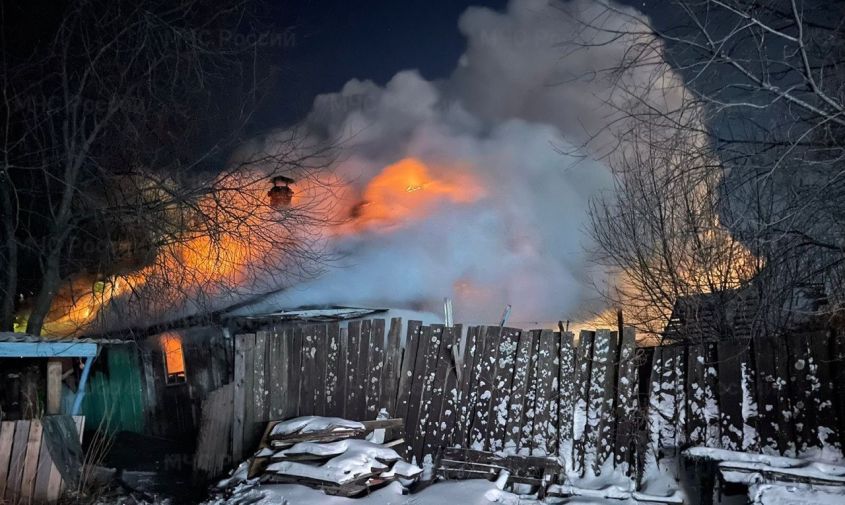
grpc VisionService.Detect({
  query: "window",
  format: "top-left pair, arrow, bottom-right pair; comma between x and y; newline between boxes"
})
161,333 -> 186,385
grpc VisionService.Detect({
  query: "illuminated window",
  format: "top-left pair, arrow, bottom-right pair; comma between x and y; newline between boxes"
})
161,333 -> 186,385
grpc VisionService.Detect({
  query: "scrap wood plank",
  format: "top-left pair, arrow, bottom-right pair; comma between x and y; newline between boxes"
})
504,329 -> 534,453
469,326 -> 502,451
414,325 -> 445,463
439,325 -> 463,448
531,329 -> 559,456
454,326 -> 482,448
6,420 -> 30,502
614,327 -> 638,471
437,448 -> 561,485
403,324 -> 433,459
325,323 -> 342,417
313,324 -> 328,417
557,330 -> 576,467
489,327 -> 520,452
572,330 -> 594,475
366,319 -> 386,418
380,318 -> 403,420
422,325 -> 458,458
395,321 -> 423,429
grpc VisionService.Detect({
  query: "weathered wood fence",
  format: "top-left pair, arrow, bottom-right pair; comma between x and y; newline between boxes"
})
0,416 -> 84,504
223,319 -> 845,484
647,331 -> 845,462
229,319 -> 642,477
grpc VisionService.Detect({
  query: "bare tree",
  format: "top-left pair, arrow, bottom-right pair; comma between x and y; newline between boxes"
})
577,0 -> 845,338
1,0 -> 337,336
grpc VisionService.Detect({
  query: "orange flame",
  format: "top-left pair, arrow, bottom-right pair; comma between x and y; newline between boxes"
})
348,158 -> 483,231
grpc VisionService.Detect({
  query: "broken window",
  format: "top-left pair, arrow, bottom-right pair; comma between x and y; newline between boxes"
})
161,333 -> 186,385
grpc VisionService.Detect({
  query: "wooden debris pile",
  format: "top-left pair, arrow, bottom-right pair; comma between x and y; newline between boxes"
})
248,416 -> 422,497
435,448 -> 561,499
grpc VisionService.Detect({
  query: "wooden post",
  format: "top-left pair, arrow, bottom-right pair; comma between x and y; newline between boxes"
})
46,360 -> 62,415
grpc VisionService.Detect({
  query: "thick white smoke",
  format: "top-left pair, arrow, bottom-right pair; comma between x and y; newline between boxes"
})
234,0 -> 683,324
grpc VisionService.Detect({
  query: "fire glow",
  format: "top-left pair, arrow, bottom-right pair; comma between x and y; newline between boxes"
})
39,157 -> 485,335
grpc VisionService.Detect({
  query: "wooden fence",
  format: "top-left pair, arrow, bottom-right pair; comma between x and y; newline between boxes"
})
224,320 -> 845,484
0,416 -> 84,504
647,331 -> 845,462
229,319 -> 642,477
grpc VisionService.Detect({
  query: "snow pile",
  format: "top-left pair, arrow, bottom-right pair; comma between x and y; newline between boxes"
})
270,416 -> 364,436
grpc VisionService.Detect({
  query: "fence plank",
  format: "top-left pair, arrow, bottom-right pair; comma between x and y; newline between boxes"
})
614,327 -> 638,471
717,341 -> 745,451
346,321 -> 362,420
520,330 -> 542,454
832,330 -> 845,453
557,331 -> 576,469
20,419 -> 43,503
586,329 -> 618,471
571,330 -> 594,475
0,421 -> 14,497
337,326 -> 349,419
313,324 -> 328,417
415,325 -> 444,462
231,334 -> 249,462
242,333 -> 257,451
269,325 -> 288,419
396,321 -> 422,442
439,325 -> 462,449
488,327 -> 519,452
380,318 -> 403,418
423,325 -> 457,458
672,344 -> 688,450
356,320 -> 373,420
807,330 -> 839,452
5,420 -> 29,502
33,425 -> 54,503
366,319 -> 386,418
300,325 -> 316,416
531,329 -> 558,456
454,326 -> 481,448
753,338 -> 785,453
253,331 -> 268,423
289,326 -> 304,417
325,323 -> 341,417
404,324 -> 432,460
469,326 -> 502,451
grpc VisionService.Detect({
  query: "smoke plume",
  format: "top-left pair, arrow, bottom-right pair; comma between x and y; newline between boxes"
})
234,0 -> 682,324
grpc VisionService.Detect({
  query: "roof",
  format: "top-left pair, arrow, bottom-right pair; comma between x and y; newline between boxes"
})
231,306 -> 389,323
0,332 -> 130,358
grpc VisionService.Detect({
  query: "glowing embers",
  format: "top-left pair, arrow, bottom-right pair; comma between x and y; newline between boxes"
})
161,332 -> 187,385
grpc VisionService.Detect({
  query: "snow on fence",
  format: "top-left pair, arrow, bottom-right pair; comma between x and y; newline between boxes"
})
228,320 -> 643,480
223,320 -> 845,485
648,331 -> 845,464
